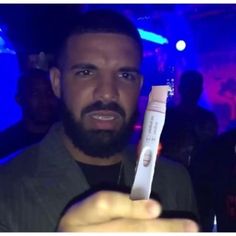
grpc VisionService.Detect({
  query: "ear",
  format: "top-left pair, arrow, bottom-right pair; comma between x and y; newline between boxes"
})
139,75 -> 144,90
50,67 -> 61,98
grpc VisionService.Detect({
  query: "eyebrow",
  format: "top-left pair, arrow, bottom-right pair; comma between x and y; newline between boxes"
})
70,64 -> 140,74
70,63 -> 98,71
119,67 -> 141,74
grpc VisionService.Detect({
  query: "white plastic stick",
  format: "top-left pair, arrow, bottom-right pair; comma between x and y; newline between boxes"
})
130,85 -> 169,200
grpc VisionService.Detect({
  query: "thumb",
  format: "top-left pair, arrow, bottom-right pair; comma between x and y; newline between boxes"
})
58,191 -> 162,228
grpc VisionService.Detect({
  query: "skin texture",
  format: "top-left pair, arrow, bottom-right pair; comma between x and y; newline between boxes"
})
50,33 -> 199,232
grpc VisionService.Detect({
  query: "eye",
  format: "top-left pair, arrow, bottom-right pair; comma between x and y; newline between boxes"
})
75,69 -> 94,77
118,72 -> 137,82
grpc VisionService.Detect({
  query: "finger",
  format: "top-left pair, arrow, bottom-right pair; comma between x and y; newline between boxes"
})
60,218 -> 199,232
152,218 -> 199,232
58,190 -> 161,229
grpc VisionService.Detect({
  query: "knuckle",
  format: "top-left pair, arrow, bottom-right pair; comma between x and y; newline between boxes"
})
92,191 -> 111,211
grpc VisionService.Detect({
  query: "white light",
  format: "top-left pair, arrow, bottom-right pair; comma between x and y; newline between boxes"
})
176,40 -> 186,51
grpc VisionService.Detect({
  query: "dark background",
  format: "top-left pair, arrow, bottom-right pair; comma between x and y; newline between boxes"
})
0,4 -> 236,54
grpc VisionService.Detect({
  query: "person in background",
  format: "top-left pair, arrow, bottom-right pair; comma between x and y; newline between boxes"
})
161,70 -> 218,231
0,10 -> 198,232
0,68 -> 59,159
209,127 -> 236,231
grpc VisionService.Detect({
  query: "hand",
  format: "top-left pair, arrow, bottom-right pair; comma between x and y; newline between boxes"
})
58,191 -> 199,232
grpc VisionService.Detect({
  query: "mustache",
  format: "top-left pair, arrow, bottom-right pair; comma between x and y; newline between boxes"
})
81,101 -> 126,118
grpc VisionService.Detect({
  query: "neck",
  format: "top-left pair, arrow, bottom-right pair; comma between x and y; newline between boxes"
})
62,130 -> 123,166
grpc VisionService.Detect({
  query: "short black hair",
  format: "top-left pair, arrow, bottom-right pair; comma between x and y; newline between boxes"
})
54,9 -> 143,67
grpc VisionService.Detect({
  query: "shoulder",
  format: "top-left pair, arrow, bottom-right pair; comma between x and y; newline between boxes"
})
0,144 -> 40,180
219,128 -> 236,140
0,123 -> 24,156
0,122 -> 66,180
0,122 -> 23,139
154,156 -> 194,199
198,107 -> 216,119
157,156 -> 190,181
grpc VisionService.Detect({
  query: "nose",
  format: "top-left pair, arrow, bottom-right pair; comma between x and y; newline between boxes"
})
93,74 -> 119,103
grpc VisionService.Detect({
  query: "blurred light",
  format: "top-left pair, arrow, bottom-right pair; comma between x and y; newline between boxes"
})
134,124 -> 142,130
138,29 -> 168,45
176,40 -> 186,51
0,36 -> 5,46
0,27 -> 16,54
0,152 -> 17,165
0,25 -> 20,132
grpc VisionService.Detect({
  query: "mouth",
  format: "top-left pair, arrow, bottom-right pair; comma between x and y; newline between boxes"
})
84,110 -> 123,130
88,110 -> 121,120
92,115 -> 115,121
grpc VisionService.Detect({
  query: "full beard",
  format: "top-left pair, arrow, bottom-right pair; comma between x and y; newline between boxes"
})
61,100 -> 138,158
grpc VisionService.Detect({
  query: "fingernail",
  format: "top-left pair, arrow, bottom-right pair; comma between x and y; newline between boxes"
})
146,200 -> 161,217
184,220 -> 199,232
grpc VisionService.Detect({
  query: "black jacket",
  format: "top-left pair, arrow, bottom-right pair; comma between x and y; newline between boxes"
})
0,123 -> 198,231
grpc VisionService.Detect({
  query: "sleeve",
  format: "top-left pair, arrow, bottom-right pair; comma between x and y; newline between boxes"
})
0,180 -> 13,232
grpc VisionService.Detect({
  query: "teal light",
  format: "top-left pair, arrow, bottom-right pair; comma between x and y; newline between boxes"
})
138,29 -> 168,45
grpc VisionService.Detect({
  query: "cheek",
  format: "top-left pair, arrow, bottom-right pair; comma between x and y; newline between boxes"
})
119,88 -> 139,119
62,81 -> 93,119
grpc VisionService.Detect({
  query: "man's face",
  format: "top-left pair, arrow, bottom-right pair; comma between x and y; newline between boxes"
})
179,78 -> 203,106
51,33 -> 143,157
22,77 -> 59,125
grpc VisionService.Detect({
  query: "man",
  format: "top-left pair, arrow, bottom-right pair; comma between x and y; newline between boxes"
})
210,127 -> 236,231
0,68 -> 59,159
161,70 -> 218,168
0,9 -> 198,232
161,70 -> 218,231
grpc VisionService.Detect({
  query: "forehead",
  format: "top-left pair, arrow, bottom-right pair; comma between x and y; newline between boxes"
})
64,33 -> 141,66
